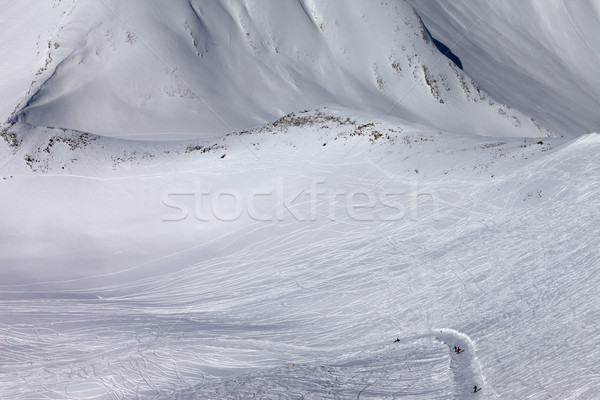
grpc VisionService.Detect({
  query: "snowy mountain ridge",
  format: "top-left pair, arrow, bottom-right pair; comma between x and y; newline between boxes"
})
5,0 -> 552,140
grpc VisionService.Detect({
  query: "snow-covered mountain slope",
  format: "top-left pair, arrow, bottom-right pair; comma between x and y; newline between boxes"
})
407,0 -> 600,136
1,1 -> 598,399
0,0 -> 78,123
7,0 -> 551,139
1,108 -> 599,398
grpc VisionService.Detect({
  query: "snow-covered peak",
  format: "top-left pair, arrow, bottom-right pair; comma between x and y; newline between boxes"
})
9,0 -> 551,139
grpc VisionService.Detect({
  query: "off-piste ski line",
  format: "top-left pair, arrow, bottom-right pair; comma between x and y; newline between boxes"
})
435,328 -> 485,398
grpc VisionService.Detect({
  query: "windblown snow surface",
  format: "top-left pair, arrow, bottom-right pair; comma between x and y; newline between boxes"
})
1,1 -> 599,400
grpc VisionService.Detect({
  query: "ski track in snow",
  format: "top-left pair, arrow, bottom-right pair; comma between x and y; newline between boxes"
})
0,3 -> 598,399
1,112 -> 599,398
434,328 -> 487,398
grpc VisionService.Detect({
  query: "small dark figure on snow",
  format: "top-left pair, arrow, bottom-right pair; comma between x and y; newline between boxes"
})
394,338 -> 400,343
474,385 -> 478,393
456,347 -> 461,353
453,346 -> 457,352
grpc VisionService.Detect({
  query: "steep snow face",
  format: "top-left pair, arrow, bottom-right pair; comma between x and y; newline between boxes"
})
407,0 -> 600,136
13,0 -> 551,139
0,0 -> 78,123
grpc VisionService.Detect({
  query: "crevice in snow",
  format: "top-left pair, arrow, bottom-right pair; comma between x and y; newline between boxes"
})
420,20 -> 463,70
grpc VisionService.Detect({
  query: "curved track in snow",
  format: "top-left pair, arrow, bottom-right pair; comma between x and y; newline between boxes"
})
434,329 -> 488,398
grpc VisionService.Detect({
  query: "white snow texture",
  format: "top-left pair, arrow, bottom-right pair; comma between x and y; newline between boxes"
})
0,1 -> 599,399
